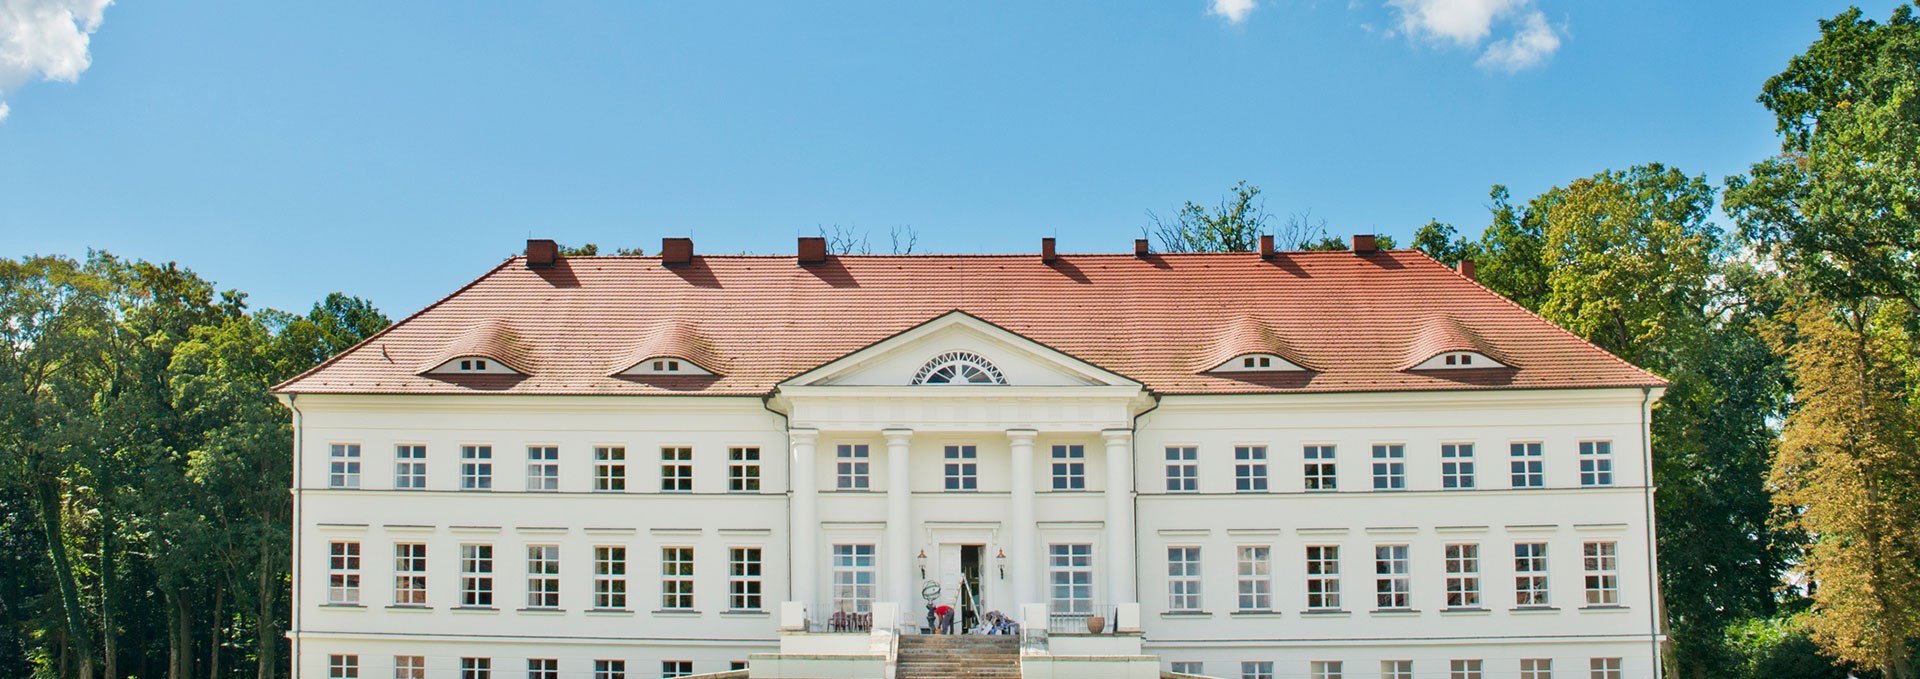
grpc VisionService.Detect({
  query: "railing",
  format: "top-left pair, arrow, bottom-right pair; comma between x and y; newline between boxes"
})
802,603 -> 874,633
1047,603 -> 1120,634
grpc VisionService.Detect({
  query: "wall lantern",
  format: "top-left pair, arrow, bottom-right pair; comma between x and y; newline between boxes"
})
916,549 -> 928,579
995,549 -> 1008,579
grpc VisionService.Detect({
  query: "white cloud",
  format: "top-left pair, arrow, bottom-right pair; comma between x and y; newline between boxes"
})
0,101 -> 9,122
1210,0 -> 1257,24
1384,0 -> 1560,72
0,0 -> 112,120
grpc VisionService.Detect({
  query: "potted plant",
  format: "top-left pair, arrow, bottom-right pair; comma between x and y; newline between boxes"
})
1086,614 -> 1106,634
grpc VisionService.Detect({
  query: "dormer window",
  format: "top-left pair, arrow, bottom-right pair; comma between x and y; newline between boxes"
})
912,351 -> 1007,385
654,360 -> 681,372
459,359 -> 488,371
1411,351 -> 1507,371
427,356 -> 521,375
619,357 -> 713,376
1210,353 -> 1304,373
1244,356 -> 1272,369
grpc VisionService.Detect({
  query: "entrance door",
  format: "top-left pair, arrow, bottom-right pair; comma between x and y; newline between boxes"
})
936,543 -> 986,632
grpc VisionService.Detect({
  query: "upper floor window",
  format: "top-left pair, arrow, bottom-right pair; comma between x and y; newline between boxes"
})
944,445 -> 979,490
328,444 -> 361,489
912,351 -> 1007,385
1510,442 -> 1544,488
1051,445 -> 1086,490
1584,541 -> 1620,606
1580,441 -> 1614,486
1236,546 -> 1272,612
729,447 -> 761,492
1235,446 -> 1268,492
1165,446 -> 1198,492
1515,542 -> 1550,607
526,446 -> 559,491
460,445 -> 492,491
1371,444 -> 1406,490
1444,543 -> 1480,609
394,445 -> 426,490
1374,545 -> 1411,610
661,447 -> 693,492
1303,445 -> 1337,491
1167,547 -> 1202,612
837,444 -> 871,490
1441,443 -> 1475,489
327,541 -> 361,605
1305,546 -> 1341,611
595,446 -> 626,492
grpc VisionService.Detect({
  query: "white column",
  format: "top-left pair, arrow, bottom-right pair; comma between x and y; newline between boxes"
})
882,428 -> 915,608
789,428 -> 820,606
1007,429 -> 1039,608
1102,428 -> 1137,604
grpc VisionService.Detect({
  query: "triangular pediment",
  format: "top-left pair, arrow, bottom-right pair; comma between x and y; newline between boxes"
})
781,311 -> 1138,388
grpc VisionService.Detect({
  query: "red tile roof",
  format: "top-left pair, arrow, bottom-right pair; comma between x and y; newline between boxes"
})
274,250 -> 1666,396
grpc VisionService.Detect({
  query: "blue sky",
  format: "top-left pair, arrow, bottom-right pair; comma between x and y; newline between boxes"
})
0,1 -> 1900,316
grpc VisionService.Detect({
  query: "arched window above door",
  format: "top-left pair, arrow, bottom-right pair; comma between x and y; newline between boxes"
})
912,351 -> 1008,385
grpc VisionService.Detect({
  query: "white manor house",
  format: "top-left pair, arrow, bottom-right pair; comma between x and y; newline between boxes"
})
277,236 -> 1668,679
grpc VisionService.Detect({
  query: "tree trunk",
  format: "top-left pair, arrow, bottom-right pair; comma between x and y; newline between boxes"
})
100,517 -> 116,679
254,537 -> 277,679
36,478 -> 95,679
209,584 -> 222,679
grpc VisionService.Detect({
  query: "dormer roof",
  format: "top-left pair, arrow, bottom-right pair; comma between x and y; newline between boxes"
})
1198,315 -> 1316,373
416,319 -> 535,375
1401,315 -> 1514,371
608,322 -> 726,376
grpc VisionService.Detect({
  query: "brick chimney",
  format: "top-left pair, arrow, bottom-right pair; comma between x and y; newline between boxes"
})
661,237 -> 693,268
798,237 -> 828,266
1352,234 -> 1378,254
1134,238 -> 1150,258
1259,234 -> 1275,260
526,239 -> 558,269
1042,238 -> 1057,264
1457,259 -> 1477,281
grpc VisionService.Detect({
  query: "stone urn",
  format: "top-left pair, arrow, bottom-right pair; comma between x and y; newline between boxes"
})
1086,615 -> 1107,634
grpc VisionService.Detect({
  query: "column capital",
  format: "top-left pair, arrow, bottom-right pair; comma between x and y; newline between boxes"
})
789,428 -> 820,445
881,428 -> 914,443
1005,428 -> 1039,443
1101,428 -> 1134,444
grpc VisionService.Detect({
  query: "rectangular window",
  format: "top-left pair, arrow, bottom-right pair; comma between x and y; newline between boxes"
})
593,660 -> 626,679
394,445 -> 427,489
1520,658 -> 1552,679
1165,446 -> 1198,492
1381,660 -> 1413,679
1051,445 -> 1086,490
662,661 -> 692,678
662,547 -> 694,610
729,447 -> 761,492
1374,545 -> 1410,609
460,445 -> 493,491
595,546 -> 628,610
1515,542 -> 1550,607
526,545 -> 560,609
1303,445 -> 1337,491
1240,661 -> 1273,679
1305,545 -> 1341,610
394,655 -> 426,679
1168,547 -> 1203,612
661,447 -> 693,492
1590,657 -> 1622,679
1236,546 -> 1273,611
729,547 -> 764,611
329,444 -> 361,489
526,446 -> 559,491
836,444 -> 871,490
1371,444 -> 1406,490
1449,659 -> 1483,679
1579,441 -> 1614,486
1234,446 -> 1268,492
1310,661 -> 1343,679
1584,541 -> 1620,606
831,544 -> 876,613
393,543 -> 427,606
595,446 -> 626,492
460,544 -> 494,607
460,658 -> 491,679
1048,543 -> 1094,614
1444,543 -> 1481,608
526,659 -> 557,679
329,654 -> 359,679
1441,443 -> 1475,489
1170,662 -> 1204,676
944,445 -> 979,490
328,541 -> 361,605
1510,442 -> 1544,488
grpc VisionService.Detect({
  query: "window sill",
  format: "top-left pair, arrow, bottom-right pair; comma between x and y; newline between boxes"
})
1229,610 -> 1282,617
1579,605 -> 1630,613
1160,611 -> 1211,618
584,609 -> 634,617
1369,609 -> 1421,617
1438,607 -> 1490,615
319,603 -> 365,609
1510,606 -> 1560,615
654,609 -> 703,617
1298,610 -> 1351,617
450,606 -> 498,614
384,605 -> 432,612
721,610 -> 771,617
517,608 -> 566,615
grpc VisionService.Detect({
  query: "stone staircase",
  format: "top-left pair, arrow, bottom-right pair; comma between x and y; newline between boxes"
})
896,635 -> 1021,679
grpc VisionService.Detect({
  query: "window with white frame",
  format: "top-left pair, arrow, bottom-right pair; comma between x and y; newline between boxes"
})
1051,445 -> 1086,490
394,655 -> 426,679
1310,660 -> 1343,679
661,447 -> 693,492
944,445 -> 978,490
729,547 -> 763,610
1584,541 -> 1619,605
729,447 -> 760,492
328,541 -> 360,605
832,544 -> 876,613
1589,657 -> 1621,679
1449,659 -> 1483,679
1441,443 -> 1474,489
595,446 -> 626,492
459,657 -> 491,679
836,444 -> 871,490
329,444 -> 361,489
1237,546 -> 1273,611
460,544 -> 493,607
657,548 -> 697,612
526,545 -> 560,609
1235,446 -> 1268,492
460,445 -> 492,491
394,445 -> 426,489
662,661 -> 693,678
526,446 -> 559,491
1444,543 -> 1480,608
1374,545 -> 1410,609
594,546 -> 628,610
1049,543 -> 1094,614
1510,442 -> 1544,488
393,543 -> 427,606
1165,446 -> 1198,492
1168,547 -> 1203,612
1579,441 -> 1614,486
1519,658 -> 1552,679
1241,661 -> 1273,679
1381,660 -> 1413,679
593,660 -> 625,679
1371,444 -> 1406,490
328,654 -> 358,678
1303,445 -> 1337,490
1515,542 -> 1550,607
1305,546 -> 1341,610
527,658 -> 557,679
1170,661 -> 1204,676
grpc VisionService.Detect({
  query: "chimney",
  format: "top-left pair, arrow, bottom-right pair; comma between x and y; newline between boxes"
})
1352,234 -> 1378,255
1457,259 -> 1476,281
797,237 -> 828,266
661,237 -> 693,268
1042,238 -> 1057,264
1134,238 -> 1150,258
526,239 -> 558,269
1259,234 -> 1275,260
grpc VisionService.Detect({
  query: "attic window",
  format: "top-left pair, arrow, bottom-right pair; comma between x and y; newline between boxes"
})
1211,353 -> 1303,373
459,359 -> 489,371
619,356 -> 714,377
1412,351 -> 1507,371
912,351 -> 1007,385
654,360 -> 682,372
1243,356 -> 1272,368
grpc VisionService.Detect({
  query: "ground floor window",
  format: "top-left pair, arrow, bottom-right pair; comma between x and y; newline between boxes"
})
393,655 -> 426,679
1048,543 -> 1094,614
832,544 -> 876,613
1170,661 -> 1204,675
526,658 -> 557,679
662,660 -> 693,678
1241,661 -> 1273,679
1381,659 -> 1412,679
1310,660 -> 1342,679
460,657 -> 491,679
1520,658 -> 1552,679
1590,658 -> 1621,679
328,655 -> 357,679
593,660 -> 625,679
1449,659 -> 1482,679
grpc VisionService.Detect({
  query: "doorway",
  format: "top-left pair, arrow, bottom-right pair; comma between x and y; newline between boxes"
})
937,543 -> 987,632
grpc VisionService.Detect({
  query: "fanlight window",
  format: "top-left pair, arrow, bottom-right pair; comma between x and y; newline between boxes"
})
912,351 -> 1008,385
